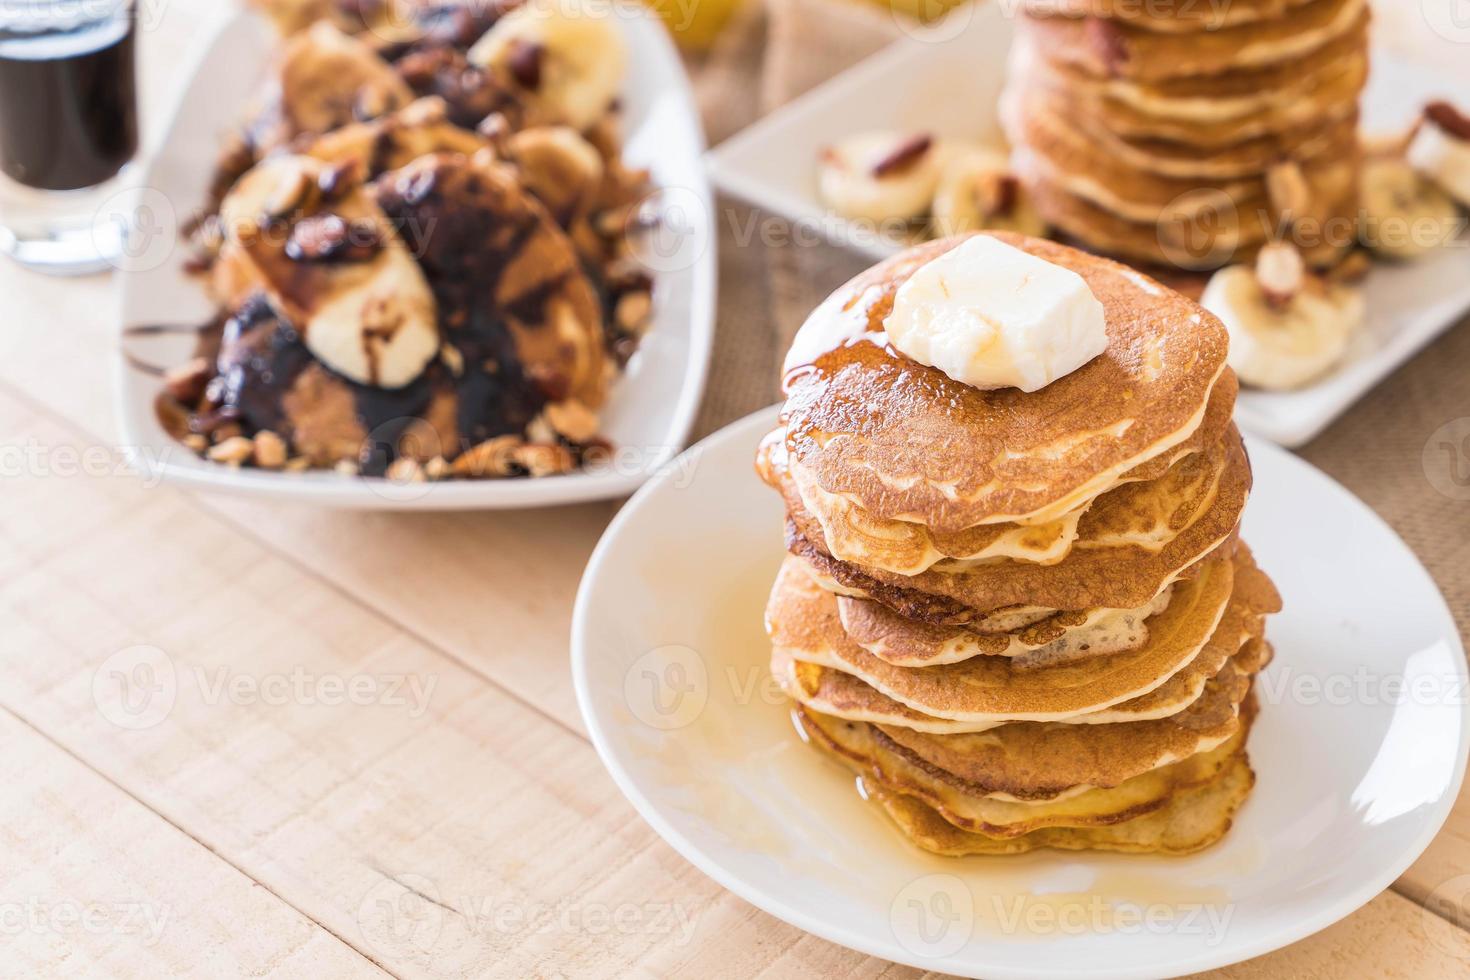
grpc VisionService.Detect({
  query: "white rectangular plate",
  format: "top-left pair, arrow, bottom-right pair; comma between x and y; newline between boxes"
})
114,5 -> 715,509
706,6 -> 1470,448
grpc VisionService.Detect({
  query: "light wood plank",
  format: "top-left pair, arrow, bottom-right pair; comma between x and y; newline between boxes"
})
0,709 -> 383,978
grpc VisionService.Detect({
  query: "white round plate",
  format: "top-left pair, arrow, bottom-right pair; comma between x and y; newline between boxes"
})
113,5 -> 714,509
572,405 -> 1469,979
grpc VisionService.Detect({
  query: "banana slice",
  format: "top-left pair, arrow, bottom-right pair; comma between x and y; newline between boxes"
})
216,156 -> 440,389
506,125 -> 605,224
1359,154 -> 1461,259
1200,243 -> 1364,391
1408,102 -> 1470,208
817,132 -> 941,225
931,145 -> 1046,238
468,0 -> 627,132
276,22 -> 413,136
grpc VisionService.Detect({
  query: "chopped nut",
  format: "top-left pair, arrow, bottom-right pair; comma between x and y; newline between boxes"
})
545,399 -> 600,443
614,290 -> 652,334
211,422 -> 243,443
400,96 -> 449,127
386,457 -> 425,483
870,134 -> 933,178
1265,161 -> 1311,225
514,442 -> 575,477
317,161 -> 360,201
526,412 -> 557,445
285,456 -> 312,472
164,357 -> 211,405
1255,242 -> 1304,309
253,430 -> 288,469
182,433 -> 208,454
251,431 -> 288,470
975,172 -> 1020,218
452,435 -> 522,477
424,456 -> 450,480
334,460 -> 360,476
286,214 -> 384,263
440,343 -> 465,377
265,167 -> 315,221
207,435 -> 255,465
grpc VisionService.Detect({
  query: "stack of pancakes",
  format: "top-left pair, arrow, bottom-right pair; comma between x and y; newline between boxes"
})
1000,0 -> 1369,271
759,233 -> 1282,856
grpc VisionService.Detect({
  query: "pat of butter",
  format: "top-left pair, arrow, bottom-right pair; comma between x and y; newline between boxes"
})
884,236 -> 1108,392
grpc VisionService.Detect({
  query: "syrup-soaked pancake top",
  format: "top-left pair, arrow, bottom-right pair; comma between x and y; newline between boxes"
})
780,233 -> 1229,535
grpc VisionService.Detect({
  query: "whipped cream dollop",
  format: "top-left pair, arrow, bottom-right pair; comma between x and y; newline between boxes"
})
883,236 -> 1108,392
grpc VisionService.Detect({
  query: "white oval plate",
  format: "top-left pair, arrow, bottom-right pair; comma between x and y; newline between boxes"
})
113,5 -> 714,509
572,405 -> 1469,979
705,3 -> 1470,449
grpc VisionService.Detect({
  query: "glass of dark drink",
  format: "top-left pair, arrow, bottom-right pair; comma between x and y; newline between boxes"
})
0,0 -> 138,275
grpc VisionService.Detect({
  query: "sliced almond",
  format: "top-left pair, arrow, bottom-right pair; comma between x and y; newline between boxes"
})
1255,242 -> 1304,309
513,442 -> 575,478
453,435 -> 522,477
207,436 -> 255,465
545,399 -> 600,443
253,430 -> 288,469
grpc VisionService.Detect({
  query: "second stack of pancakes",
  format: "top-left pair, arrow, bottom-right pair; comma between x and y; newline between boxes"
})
760,233 -> 1282,855
1000,0 -> 1370,270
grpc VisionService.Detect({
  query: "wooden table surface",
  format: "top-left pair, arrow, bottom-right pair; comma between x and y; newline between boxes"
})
3,2 -> 1469,977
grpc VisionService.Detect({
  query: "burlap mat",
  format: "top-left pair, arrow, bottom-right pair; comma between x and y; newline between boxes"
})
687,0 -> 1470,638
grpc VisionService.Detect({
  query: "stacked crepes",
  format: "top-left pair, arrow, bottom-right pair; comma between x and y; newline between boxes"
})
1000,0 -> 1369,271
758,233 -> 1282,856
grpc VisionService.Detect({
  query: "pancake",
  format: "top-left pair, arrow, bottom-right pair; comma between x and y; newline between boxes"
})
837,588 -> 1173,667
1017,39 -> 1370,150
763,372 -> 1237,577
789,426 -> 1249,622
1020,0 -> 1316,33
1023,172 -> 1356,271
867,753 -> 1255,856
1007,82 -> 1362,181
781,233 -> 1229,535
839,540 -> 1275,670
799,706 -> 1250,835
768,552 -> 1235,723
1011,21 -> 1369,135
1020,0 -> 1368,82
